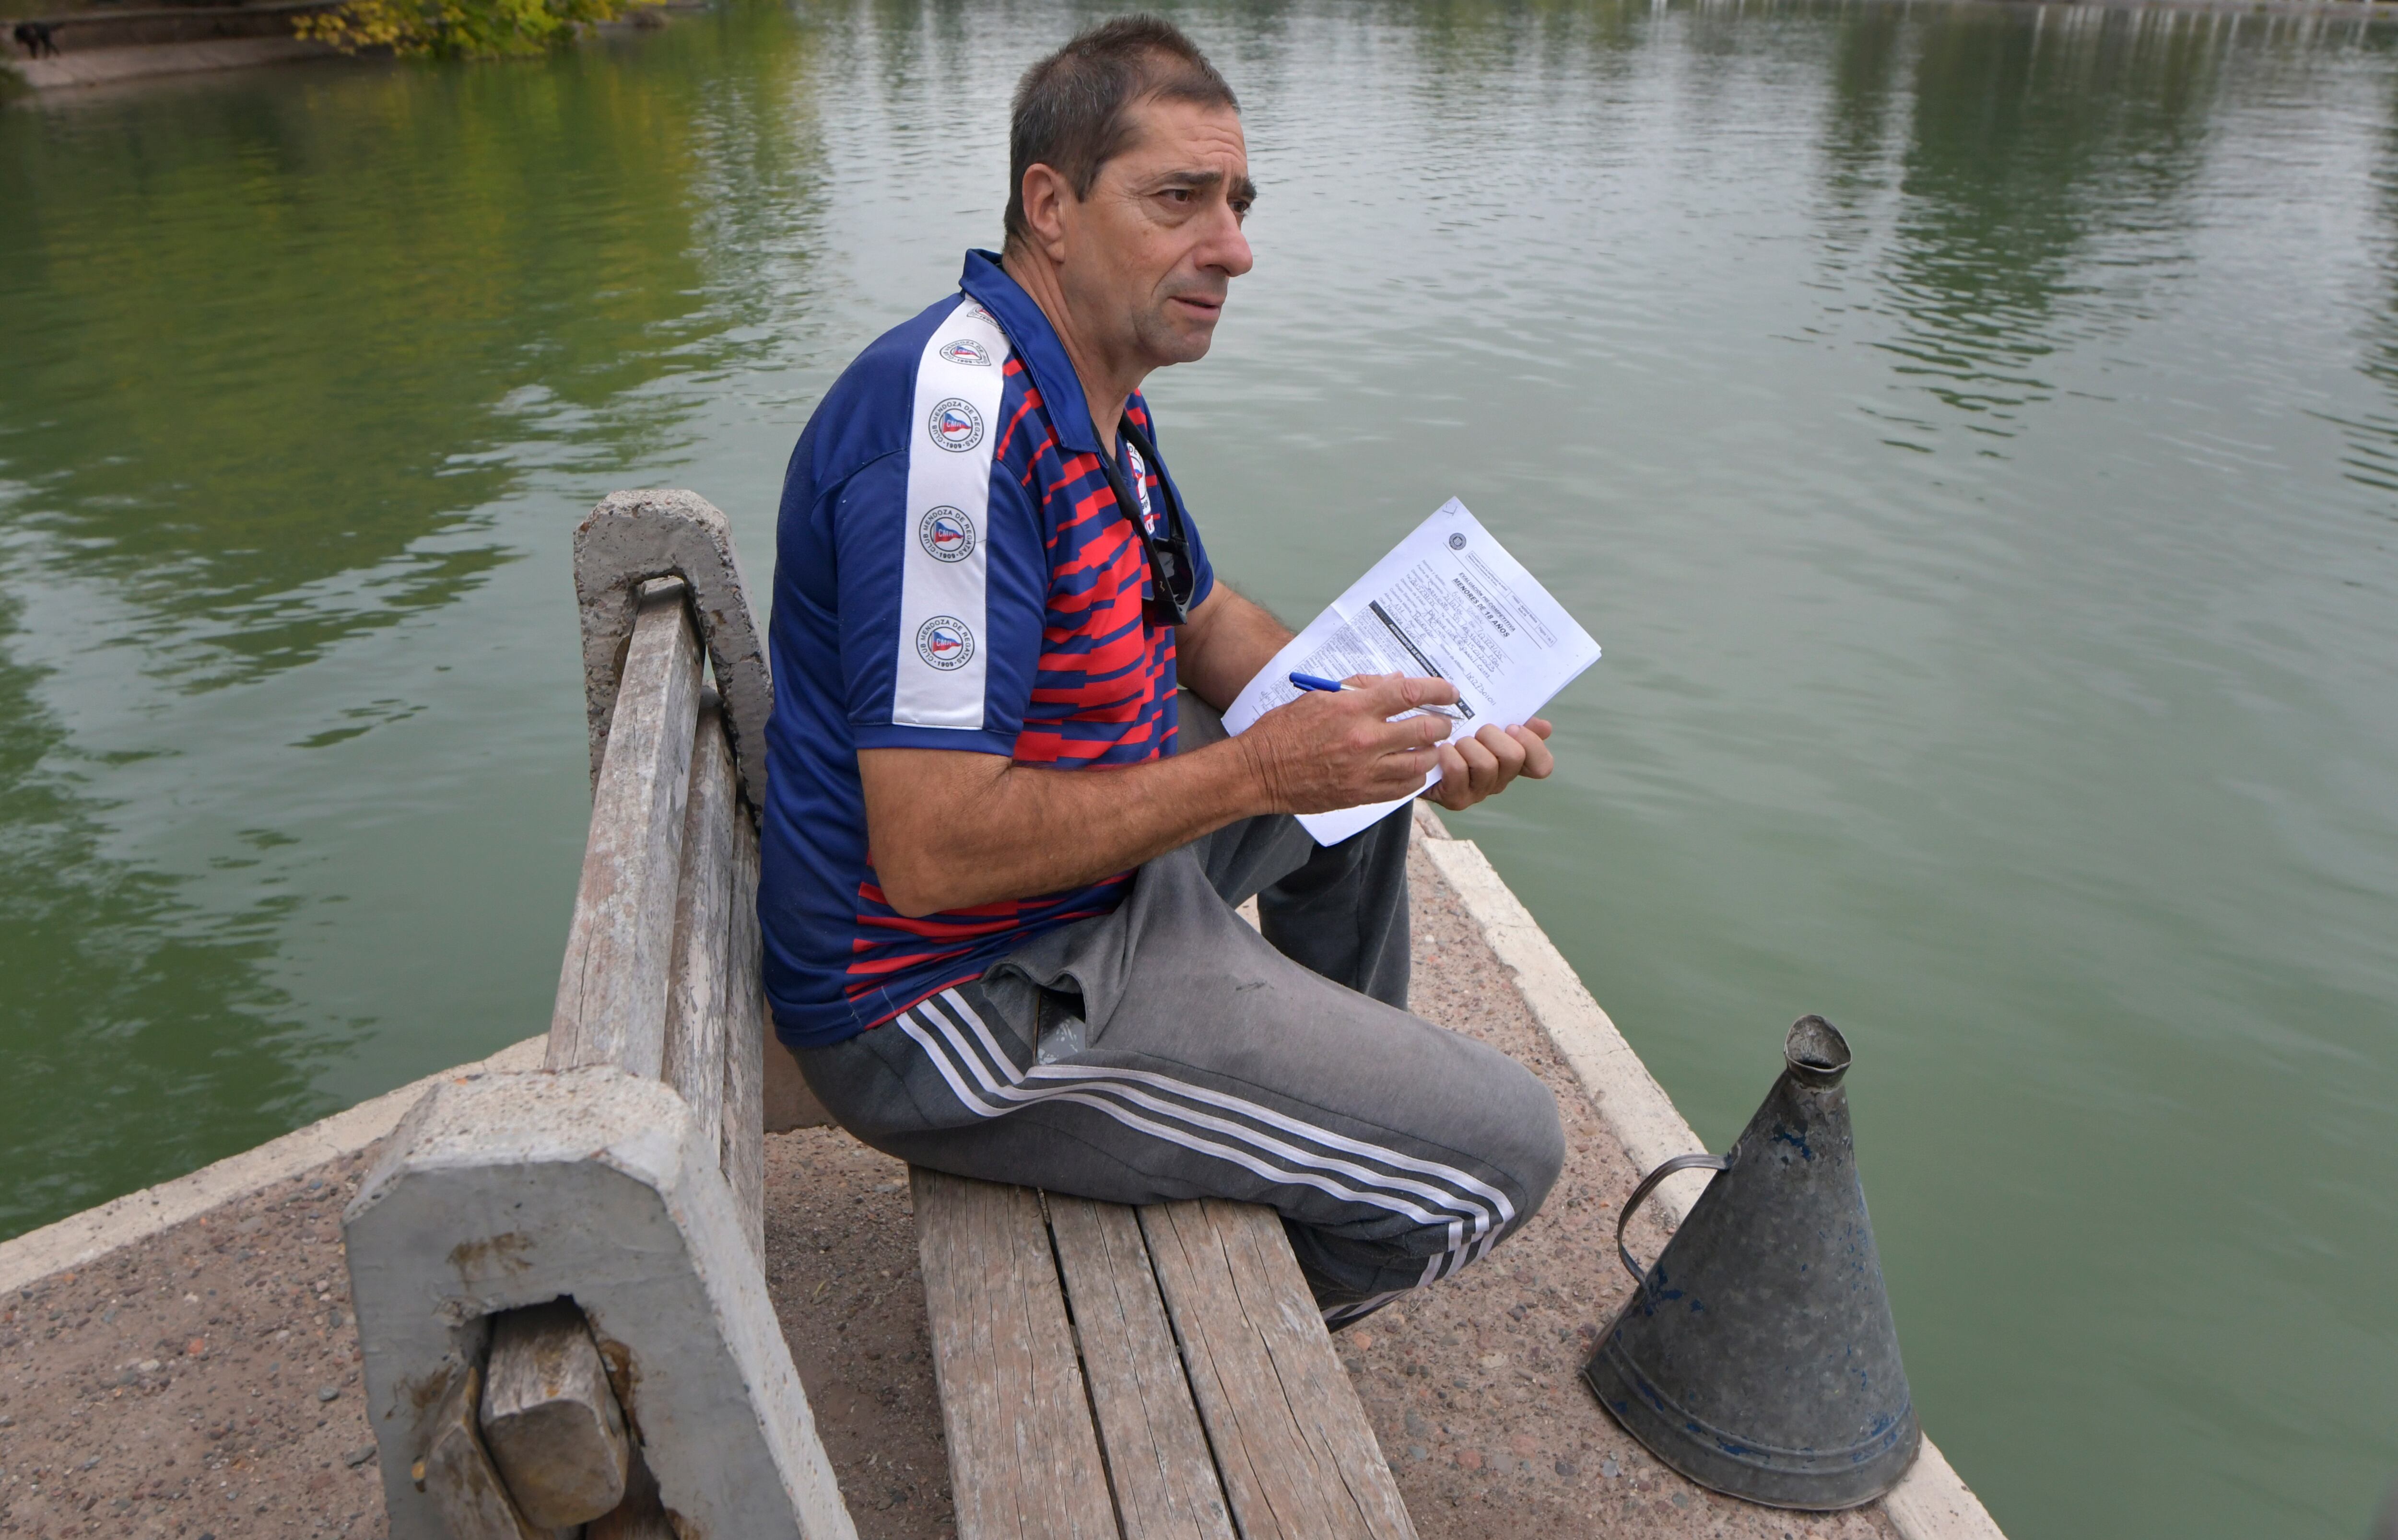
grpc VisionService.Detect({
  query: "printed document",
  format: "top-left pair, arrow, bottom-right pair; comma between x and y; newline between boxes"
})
1223,498 -> 1602,845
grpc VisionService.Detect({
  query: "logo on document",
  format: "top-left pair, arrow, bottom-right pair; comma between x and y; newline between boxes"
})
916,616 -> 975,671
929,398 -> 985,453
940,339 -> 992,367
918,506 -> 976,562
1447,533 -> 1467,551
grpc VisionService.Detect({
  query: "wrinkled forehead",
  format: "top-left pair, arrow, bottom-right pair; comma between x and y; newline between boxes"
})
1109,96 -> 1251,188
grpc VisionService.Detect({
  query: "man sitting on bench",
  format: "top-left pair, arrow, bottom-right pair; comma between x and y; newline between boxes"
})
759,13 -> 1564,1326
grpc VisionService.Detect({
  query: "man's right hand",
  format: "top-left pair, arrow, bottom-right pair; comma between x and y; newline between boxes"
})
1235,674 -> 1459,815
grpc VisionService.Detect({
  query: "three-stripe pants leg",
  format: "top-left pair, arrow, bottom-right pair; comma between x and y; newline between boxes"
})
796,817 -> 1565,1316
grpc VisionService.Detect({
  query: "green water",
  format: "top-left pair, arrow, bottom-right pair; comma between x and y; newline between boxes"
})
5,1 -> 2396,1532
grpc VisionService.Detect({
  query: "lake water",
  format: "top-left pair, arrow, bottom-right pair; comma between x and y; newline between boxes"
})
5,1 -> 2396,1532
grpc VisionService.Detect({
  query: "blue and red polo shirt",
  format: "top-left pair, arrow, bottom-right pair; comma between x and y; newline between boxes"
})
758,250 -> 1216,1048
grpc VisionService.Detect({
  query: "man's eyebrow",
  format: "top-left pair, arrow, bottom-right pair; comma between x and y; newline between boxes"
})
1147,168 -> 1260,204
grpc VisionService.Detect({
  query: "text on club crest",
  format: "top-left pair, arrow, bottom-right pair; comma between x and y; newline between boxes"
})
929,397 -> 985,453
918,506 -> 976,563
916,615 -> 975,671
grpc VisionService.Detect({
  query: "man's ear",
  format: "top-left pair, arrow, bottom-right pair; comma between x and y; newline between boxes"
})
1017,163 -> 1076,264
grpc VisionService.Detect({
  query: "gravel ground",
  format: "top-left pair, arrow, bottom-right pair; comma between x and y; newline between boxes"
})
0,840 -> 1901,1540
0,1167 -> 381,1539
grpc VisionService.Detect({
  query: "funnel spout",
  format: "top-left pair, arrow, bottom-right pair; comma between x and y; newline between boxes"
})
1783,1014 -> 1850,1088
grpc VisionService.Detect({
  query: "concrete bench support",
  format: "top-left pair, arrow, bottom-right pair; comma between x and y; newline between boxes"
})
344,501 -> 855,1540
346,1070 -> 853,1540
915,1171 -> 1417,1540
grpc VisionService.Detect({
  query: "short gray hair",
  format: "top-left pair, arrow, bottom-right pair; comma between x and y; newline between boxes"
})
1004,15 -> 1238,246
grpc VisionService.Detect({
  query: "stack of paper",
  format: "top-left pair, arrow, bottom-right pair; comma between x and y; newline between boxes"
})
1223,498 -> 1602,844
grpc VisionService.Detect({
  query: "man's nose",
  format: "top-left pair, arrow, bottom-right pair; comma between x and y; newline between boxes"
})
1200,204 -> 1254,279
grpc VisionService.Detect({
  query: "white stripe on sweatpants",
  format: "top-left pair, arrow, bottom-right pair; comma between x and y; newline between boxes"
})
893,1006 -> 1469,1248
1319,1239 -> 1488,1327
1325,1289 -> 1412,1326
931,988 -> 1517,1235
893,991 -> 1504,1250
918,999 -> 1495,1248
920,992 -> 1500,1244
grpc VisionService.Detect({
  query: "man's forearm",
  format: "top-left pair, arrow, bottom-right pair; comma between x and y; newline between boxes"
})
861,739 -> 1270,917
1175,582 -> 1294,711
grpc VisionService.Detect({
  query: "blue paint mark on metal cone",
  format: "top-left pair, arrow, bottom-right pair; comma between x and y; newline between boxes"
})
1581,1015 -> 1921,1510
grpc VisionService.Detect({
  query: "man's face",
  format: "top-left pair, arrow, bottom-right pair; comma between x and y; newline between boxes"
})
1060,96 -> 1256,371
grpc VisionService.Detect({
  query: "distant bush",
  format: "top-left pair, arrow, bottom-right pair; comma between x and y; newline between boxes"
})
298,0 -> 640,59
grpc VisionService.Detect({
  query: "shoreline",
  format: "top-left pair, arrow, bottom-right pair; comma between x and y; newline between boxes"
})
7,0 -> 2395,97
0,0 -> 697,95
0,814 -> 2006,1540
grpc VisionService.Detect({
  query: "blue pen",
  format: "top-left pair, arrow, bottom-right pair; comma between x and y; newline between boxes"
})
1289,671 -> 1465,721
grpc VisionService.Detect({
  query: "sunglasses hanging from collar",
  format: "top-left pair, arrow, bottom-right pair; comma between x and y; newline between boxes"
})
1093,414 -> 1198,627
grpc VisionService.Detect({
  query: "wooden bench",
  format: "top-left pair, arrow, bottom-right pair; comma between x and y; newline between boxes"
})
916,1176 -> 1418,1540
350,488 -> 1415,1540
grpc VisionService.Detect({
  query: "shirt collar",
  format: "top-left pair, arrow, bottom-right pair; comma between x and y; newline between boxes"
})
959,249 -> 1107,457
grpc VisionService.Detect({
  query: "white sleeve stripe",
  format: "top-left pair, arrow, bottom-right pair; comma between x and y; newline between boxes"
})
893,299 -> 1013,729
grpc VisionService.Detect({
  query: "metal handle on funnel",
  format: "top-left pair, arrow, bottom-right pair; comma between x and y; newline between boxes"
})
1615,1152 -> 1733,1296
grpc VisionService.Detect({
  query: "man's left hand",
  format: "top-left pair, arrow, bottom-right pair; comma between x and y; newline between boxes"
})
1425,719 -> 1556,812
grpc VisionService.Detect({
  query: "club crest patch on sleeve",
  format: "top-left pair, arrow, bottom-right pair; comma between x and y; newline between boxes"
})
915,616 -> 975,671
928,397 -> 985,452
918,506 -> 976,562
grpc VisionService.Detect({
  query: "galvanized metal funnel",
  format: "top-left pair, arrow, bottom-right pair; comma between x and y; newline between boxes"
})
1581,1015 -> 1919,1510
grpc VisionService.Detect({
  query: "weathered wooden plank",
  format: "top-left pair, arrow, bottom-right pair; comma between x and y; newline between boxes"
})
662,697 -> 736,1175
549,578 -> 703,1077
587,1443 -> 677,1540
478,1299 -> 632,1529
416,1360 -> 553,1540
913,1169 -> 1121,1540
1048,1196 -> 1234,1540
719,777 -> 767,1250
1140,1199 -> 1416,1540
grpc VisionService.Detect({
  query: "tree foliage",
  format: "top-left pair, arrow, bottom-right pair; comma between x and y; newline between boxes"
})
297,0 -> 639,59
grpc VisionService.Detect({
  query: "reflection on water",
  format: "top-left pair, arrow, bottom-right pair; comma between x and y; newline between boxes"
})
3,4 -> 2397,1537
0,609 -> 326,1229
2335,91 -> 2398,496
0,10 -> 825,1233
1871,10 -> 2222,439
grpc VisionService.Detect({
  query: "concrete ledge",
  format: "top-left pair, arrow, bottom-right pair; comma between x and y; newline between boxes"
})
0,1036 -> 542,1295
1419,834 -> 2007,1540
4,36 -> 340,92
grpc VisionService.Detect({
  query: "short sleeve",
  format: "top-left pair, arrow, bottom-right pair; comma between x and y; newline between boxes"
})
831,445 -> 1047,758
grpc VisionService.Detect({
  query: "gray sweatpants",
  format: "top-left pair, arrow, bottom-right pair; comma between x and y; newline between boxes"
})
798,714 -> 1565,1321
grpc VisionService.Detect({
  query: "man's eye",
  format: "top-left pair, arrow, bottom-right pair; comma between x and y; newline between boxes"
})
1229,199 -> 1252,219
1162,188 -> 1191,203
